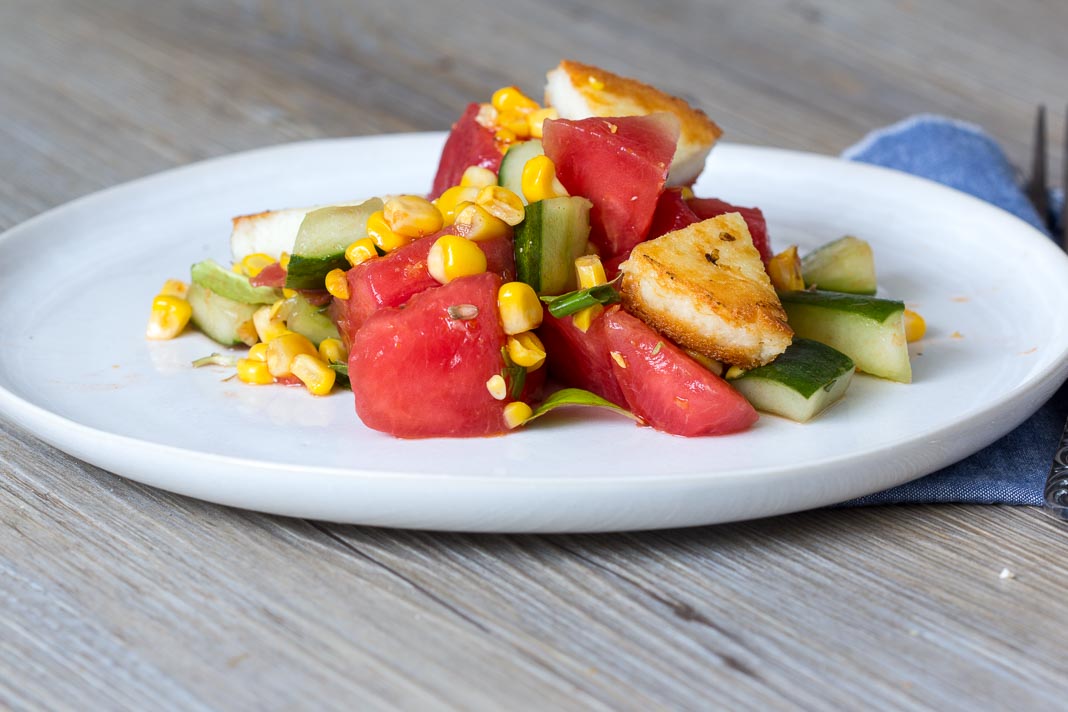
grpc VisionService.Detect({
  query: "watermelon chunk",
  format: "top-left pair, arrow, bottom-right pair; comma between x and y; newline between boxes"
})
647,188 -> 700,240
542,114 -> 680,259
348,272 -> 511,438
688,198 -> 771,264
603,309 -> 758,436
430,103 -> 504,199
537,310 -> 627,408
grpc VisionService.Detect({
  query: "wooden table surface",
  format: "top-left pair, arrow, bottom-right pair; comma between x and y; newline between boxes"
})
3,1 -> 1068,709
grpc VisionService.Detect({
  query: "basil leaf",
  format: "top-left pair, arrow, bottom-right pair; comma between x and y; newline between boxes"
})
525,388 -> 639,424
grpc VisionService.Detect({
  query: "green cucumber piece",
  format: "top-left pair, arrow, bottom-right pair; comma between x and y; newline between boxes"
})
728,338 -> 854,422
277,294 -> 340,347
497,140 -> 544,202
190,259 -> 282,305
285,198 -> 383,290
779,290 -> 911,383
801,235 -> 877,294
187,282 -> 259,347
514,196 -> 592,295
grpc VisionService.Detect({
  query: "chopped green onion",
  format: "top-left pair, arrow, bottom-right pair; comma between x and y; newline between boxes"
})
540,282 -> 621,318
192,353 -> 238,368
500,347 -> 527,400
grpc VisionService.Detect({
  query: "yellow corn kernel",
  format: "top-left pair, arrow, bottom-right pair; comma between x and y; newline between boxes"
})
269,298 -> 287,319
679,186 -> 695,200
231,262 -> 244,274
434,186 -> 480,226
767,245 -> 805,292
572,304 -> 604,333
319,338 -> 347,364
497,281 -> 543,335
494,126 -> 518,144
475,185 -> 525,226
725,366 -> 746,380
282,288 -> 298,298
158,279 -> 188,299
383,195 -> 444,238
280,252 -> 291,271
266,332 -> 318,378
491,86 -> 539,115
291,353 -> 336,396
236,319 -> 259,346
427,235 -> 488,284
345,237 -> 378,267
507,331 -> 547,371
253,305 -> 289,343
241,253 -> 276,278
486,374 -> 508,400
521,155 -> 569,203
237,358 -> 274,385
527,107 -> 558,139
248,342 -> 269,362
904,309 -> 926,342
496,110 -> 532,140
325,269 -> 350,300
452,203 -> 512,242
575,254 -> 608,289
460,166 -> 498,189
503,401 -> 533,429
366,210 -> 411,252
146,295 -> 192,340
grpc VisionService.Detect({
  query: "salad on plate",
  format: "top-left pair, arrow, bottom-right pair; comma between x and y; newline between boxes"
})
145,60 -> 925,439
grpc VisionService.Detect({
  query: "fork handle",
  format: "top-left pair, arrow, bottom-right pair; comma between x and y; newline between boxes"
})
1044,415 -> 1068,519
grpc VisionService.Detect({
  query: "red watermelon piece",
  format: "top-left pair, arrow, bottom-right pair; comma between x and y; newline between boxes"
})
688,197 -> 771,264
430,103 -> 504,199
537,309 -> 627,408
348,272 -> 511,438
603,309 -> 758,436
542,113 -> 680,259
647,188 -> 700,240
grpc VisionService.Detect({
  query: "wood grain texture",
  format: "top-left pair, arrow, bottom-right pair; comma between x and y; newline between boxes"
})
3,0 -> 1068,709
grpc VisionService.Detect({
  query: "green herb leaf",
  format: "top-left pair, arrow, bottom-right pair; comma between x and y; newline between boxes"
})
328,362 -> 350,387
192,353 -> 238,368
540,282 -> 621,318
525,388 -> 639,424
500,347 -> 527,400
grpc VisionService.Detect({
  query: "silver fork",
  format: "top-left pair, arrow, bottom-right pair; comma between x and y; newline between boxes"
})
1030,105 -> 1068,519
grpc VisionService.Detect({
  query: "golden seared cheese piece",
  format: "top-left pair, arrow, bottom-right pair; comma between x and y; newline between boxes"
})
619,213 -> 793,369
230,200 -> 371,262
544,59 -> 722,186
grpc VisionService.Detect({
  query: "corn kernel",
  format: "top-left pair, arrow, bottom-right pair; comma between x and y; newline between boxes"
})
248,342 -> 269,362
491,86 -> 539,115
319,338 -> 347,364
383,195 -> 444,238
237,358 -> 274,385
521,155 -> 568,203
503,401 -> 533,429
497,281 -> 543,335
725,366 -> 747,380
572,304 -> 604,333
282,288 -> 298,298
475,185 -> 525,226
269,298 -> 287,319
575,254 -> 608,289
767,245 -> 805,292
280,252 -> 291,271
486,374 -> 508,400
231,262 -> 244,274
291,353 -> 336,396
366,210 -> 411,252
253,305 -> 289,343
241,253 -> 276,278
427,235 -> 488,284
236,319 -> 259,346
146,295 -> 192,340
345,237 -> 378,267
496,110 -> 532,140
434,186 -> 480,226
679,186 -> 695,200
527,107 -> 558,139
904,309 -> 926,342
159,279 -> 188,299
494,126 -> 518,144
452,203 -> 512,242
266,332 -> 318,378
507,331 -> 546,371
325,269 -> 350,300
460,166 -> 498,189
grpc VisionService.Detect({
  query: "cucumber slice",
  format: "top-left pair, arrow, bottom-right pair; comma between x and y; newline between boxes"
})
801,236 -> 876,294
190,259 -> 282,305
514,196 -> 592,295
497,140 -> 544,202
187,282 -> 259,347
285,198 -> 383,290
779,290 -> 911,383
278,294 -> 340,347
728,338 -> 854,422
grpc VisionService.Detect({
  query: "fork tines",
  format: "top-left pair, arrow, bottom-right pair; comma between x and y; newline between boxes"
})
1028,105 -> 1068,248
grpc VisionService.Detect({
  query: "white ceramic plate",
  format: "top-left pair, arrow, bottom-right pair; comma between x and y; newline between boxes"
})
2,134 -> 1068,532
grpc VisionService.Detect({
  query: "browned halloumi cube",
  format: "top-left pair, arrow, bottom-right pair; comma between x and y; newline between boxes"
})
619,213 -> 793,369
544,59 -> 723,186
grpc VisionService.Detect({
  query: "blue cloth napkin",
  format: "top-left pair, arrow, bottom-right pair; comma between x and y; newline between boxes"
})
839,115 -> 1065,506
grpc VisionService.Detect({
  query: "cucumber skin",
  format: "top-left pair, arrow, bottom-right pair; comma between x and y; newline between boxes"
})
279,294 -> 340,347
779,290 -> 904,323
190,259 -> 282,305
498,140 -> 544,201
514,196 -> 592,296
187,282 -> 259,347
285,254 -> 348,290
731,366 -> 853,422
735,338 -> 854,399
801,235 -> 877,295
285,199 -> 383,290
